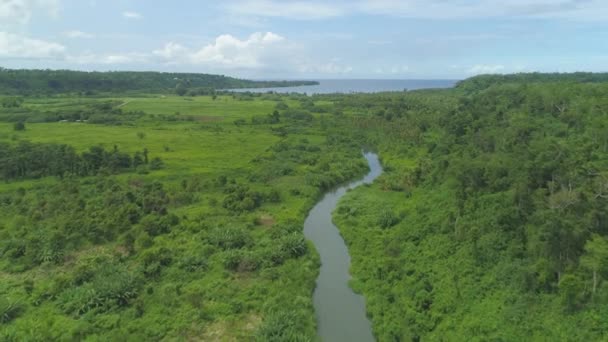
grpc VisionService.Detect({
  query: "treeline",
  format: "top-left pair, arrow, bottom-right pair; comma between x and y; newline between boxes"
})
0,101 -> 145,125
0,68 -> 318,95
456,72 -> 608,93
0,142 -> 162,181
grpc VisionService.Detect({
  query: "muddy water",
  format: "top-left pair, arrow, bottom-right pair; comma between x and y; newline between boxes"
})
304,152 -> 382,342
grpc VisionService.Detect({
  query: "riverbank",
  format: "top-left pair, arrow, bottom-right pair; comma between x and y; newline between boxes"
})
304,152 -> 382,341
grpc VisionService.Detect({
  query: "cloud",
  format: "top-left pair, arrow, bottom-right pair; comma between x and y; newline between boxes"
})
223,0 -> 345,20
122,11 -> 142,19
64,30 -> 94,39
0,31 -> 64,58
299,61 -> 353,75
152,32 -> 353,76
152,42 -> 188,61
467,64 -> 505,75
155,32 -> 289,69
190,32 -> 285,68
68,52 -> 149,65
0,0 -> 59,28
222,0 -> 608,21
374,65 -> 410,75
355,0 -> 597,19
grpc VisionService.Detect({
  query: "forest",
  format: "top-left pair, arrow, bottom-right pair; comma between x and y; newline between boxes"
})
0,68 -> 318,95
0,72 -> 607,341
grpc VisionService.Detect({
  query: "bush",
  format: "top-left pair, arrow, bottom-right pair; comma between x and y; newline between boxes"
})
255,310 -> 311,342
178,251 -> 208,273
149,157 -> 164,170
377,209 -> 400,229
208,226 -> 250,250
222,184 -> 263,212
0,297 -> 23,324
13,122 -> 25,131
221,250 -> 260,272
279,233 -> 308,259
59,258 -> 139,316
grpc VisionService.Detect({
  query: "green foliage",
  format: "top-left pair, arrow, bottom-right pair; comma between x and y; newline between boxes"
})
12,122 -> 24,131
333,77 -> 608,341
0,142 -> 160,181
209,226 -> 251,250
59,256 -> 139,315
222,184 -> 263,212
1,97 -> 23,108
456,72 -> 608,93
3,71 -> 607,341
0,68 -> 318,95
377,209 -> 400,228
0,298 -> 23,324
256,310 -> 312,342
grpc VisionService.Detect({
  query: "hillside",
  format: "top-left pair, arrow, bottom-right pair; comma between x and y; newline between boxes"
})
333,77 -> 608,340
0,68 -> 318,95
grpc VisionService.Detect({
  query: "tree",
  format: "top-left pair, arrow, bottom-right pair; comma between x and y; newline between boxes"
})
270,110 -> 280,123
1,97 -> 23,108
133,152 -> 144,168
13,121 -> 25,131
580,234 -> 608,295
175,82 -> 188,96
559,274 -> 585,312
149,157 -> 163,170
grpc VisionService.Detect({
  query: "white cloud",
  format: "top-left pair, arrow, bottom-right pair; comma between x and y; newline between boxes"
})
103,55 -> 136,64
467,64 -> 505,75
374,65 -> 410,75
122,11 -> 142,19
153,42 -> 188,60
0,0 -> 59,28
223,0 -> 608,21
152,32 -> 353,76
189,32 -> 286,68
155,32 -> 289,69
68,52 -> 149,65
300,61 -> 353,75
64,30 -> 94,39
0,31 -> 64,58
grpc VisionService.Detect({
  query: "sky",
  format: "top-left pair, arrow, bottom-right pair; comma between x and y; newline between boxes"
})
0,0 -> 607,79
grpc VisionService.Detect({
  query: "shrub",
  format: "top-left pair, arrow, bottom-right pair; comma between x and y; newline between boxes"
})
13,122 -> 25,131
255,310 -> 311,342
208,226 -> 250,250
377,209 -> 400,229
59,259 -> 139,316
0,297 -> 23,324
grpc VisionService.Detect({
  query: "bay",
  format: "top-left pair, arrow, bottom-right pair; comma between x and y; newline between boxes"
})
230,79 -> 458,94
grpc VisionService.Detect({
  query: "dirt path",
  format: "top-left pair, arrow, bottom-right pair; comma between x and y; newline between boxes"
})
117,100 -> 131,108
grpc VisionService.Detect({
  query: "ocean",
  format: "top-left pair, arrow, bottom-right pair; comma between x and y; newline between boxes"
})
230,79 -> 458,94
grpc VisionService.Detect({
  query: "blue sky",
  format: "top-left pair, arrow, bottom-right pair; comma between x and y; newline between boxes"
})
0,0 -> 607,79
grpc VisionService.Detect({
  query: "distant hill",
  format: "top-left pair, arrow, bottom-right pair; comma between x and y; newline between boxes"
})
0,68 -> 318,95
456,72 -> 608,93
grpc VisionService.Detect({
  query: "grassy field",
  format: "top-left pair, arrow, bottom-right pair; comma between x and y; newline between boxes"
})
0,93 -> 368,341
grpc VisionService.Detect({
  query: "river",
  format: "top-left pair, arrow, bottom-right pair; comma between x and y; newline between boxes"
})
303,152 -> 383,342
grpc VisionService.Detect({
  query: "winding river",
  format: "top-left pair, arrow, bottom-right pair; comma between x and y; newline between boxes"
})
304,152 -> 383,342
